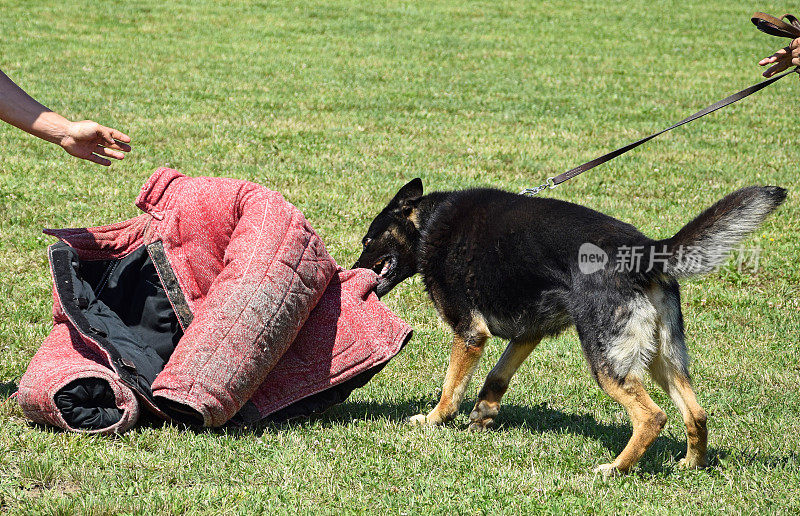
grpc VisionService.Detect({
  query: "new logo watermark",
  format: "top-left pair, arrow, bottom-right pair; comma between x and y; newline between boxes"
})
578,243 -> 609,274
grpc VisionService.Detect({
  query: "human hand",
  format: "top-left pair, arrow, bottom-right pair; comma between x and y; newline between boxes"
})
59,120 -> 132,166
758,37 -> 800,77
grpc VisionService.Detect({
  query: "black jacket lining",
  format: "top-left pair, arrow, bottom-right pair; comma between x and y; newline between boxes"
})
54,378 -> 125,430
50,241 -> 396,431
51,243 -> 184,429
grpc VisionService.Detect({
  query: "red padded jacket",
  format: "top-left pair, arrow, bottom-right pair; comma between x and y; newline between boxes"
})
17,168 -> 411,433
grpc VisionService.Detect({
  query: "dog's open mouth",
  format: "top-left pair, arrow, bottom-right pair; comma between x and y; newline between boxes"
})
373,255 -> 397,278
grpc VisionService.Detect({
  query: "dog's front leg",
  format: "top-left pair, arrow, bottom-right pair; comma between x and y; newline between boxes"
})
469,338 -> 540,431
411,325 -> 489,426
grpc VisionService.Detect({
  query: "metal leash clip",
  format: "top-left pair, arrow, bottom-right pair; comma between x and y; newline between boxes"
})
520,177 -> 556,196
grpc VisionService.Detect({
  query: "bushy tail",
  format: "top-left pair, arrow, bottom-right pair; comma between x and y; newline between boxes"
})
659,186 -> 787,278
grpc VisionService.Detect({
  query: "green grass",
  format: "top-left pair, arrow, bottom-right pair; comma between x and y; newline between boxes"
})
2,0 -> 799,513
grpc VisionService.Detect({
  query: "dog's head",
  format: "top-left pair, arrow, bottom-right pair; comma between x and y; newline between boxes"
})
353,178 -> 424,297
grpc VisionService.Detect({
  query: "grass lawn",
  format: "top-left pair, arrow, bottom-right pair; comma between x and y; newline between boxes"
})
1,0 -> 799,513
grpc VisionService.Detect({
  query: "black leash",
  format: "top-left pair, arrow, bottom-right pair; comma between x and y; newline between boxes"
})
522,12 -> 800,196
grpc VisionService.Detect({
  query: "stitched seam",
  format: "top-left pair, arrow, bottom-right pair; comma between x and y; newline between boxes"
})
187,213 -> 301,394
213,233 -> 324,410
179,200 -> 293,400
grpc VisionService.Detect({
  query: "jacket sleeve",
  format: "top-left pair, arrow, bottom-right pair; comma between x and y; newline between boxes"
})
16,323 -> 141,434
151,183 -> 338,426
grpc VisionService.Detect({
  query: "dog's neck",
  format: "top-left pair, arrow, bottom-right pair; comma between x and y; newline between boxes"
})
412,191 -> 454,273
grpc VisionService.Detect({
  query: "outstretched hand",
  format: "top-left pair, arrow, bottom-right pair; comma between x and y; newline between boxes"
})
758,37 -> 800,77
59,120 -> 132,166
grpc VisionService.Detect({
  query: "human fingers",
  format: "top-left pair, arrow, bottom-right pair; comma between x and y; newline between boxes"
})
98,127 -> 114,146
108,128 -> 131,144
763,59 -> 791,77
110,140 -> 132,152
86,153 -> 112,166
95,144 -> 126,160
101,139 -> 132,153
758,46 -> 788,66
99,126 -> 132,152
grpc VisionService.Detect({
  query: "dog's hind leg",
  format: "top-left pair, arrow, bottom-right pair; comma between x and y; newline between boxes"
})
593,371 -> 667,478
574,291 -> 666,476
647,282 -> 708,469
468,338 -> 540,431
410,314 -> 490,426
649,360 -> 708,469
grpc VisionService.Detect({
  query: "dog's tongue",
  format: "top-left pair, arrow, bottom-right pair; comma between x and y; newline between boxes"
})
380,261 -> 392,276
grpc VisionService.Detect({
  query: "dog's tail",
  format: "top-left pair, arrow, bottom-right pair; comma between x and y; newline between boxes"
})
657,186 -> 786,278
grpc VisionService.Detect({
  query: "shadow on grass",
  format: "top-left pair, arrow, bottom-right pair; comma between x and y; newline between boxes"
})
19,393 -> 794,475
252,398 -> 725,475
487,401 -> 693,474
1,381 -> 18,399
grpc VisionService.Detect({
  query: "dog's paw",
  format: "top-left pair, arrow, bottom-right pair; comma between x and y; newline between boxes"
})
468,418 -> 495,432
593,463 -> 622,480
468,400 -> 499,432
467,409 -> 495,432
677,457 -> 706,470
409,413 -> 431,426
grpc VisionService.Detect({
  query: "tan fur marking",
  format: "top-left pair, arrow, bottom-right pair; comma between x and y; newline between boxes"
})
672,374 -> 708,468
388,226 -> 409,246
596,372 -> 667,474
420,313 -> 490,425
649,360 -> 708,468
408,208 -> 420,229
646,281 -> 707,469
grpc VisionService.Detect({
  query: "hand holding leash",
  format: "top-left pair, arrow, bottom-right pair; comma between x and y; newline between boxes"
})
759,38 -> 800,77
522,12 -> 800,196
753,13 -> 800,78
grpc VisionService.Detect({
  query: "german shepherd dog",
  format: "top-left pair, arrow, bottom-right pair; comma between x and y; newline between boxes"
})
354,179 -> 786,477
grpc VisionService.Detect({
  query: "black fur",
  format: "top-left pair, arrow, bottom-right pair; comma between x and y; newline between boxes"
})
354,180 -> 785,473
355,180 -> 786,382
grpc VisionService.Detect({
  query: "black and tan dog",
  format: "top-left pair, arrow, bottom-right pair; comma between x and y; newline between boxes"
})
354,179 -> 786,477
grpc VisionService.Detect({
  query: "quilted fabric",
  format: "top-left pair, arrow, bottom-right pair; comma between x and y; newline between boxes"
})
18,324 -> 140,434
143,171 -> 338,426
16,168 -> 411,433
248,267 -> 410,420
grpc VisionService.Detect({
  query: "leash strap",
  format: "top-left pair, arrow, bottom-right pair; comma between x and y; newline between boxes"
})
522,12 -> 800,196
751,12 -> 800,39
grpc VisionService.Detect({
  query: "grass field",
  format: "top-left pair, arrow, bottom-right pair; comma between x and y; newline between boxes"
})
1,0 -> 799,513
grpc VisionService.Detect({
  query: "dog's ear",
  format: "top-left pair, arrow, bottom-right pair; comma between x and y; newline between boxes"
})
391,178 -> 423,206
387,178 -> 423,223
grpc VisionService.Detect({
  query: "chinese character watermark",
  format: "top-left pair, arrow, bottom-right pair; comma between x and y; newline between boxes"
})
577,243 -> 763,274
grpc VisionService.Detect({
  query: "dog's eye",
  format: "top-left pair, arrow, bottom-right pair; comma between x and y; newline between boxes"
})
362,237 -> 372,248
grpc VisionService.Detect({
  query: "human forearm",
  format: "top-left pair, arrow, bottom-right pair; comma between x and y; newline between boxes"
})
0,69 -> 131,165
0,69 -> 72,144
